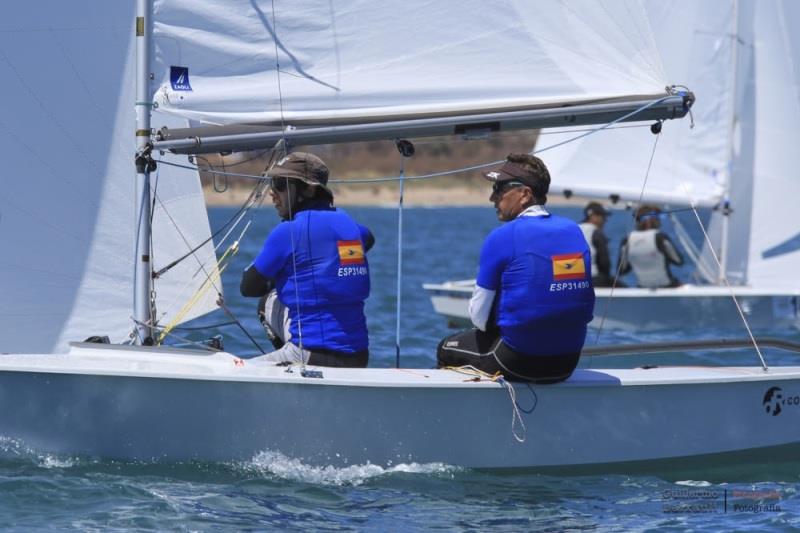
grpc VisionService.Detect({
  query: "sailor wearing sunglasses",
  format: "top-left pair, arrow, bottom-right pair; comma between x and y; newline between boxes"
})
240,152 -> 374,367
436,154 -> 595,383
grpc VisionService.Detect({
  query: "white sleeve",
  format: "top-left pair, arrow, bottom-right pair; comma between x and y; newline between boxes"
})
469,285 -> 496,331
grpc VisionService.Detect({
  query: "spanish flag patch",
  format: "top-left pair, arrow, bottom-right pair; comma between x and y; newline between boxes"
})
551,253 -> 585,280
337,240 -> 365,265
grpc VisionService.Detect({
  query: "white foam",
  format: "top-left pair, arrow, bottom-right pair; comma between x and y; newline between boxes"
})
674,479 -> 713,487
39,454 -> 75,469
242,450 -> 460,486
0,436 -> 77,468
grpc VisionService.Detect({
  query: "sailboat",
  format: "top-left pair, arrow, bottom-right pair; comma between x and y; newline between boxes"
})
0,0 -> 799,471
424,0 -> 800,333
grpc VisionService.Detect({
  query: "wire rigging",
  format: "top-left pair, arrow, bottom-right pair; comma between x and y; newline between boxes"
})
590,127 -> 662,349
394,147 -> 407,368
680,185 -> 768,370
270,0 -> 306,371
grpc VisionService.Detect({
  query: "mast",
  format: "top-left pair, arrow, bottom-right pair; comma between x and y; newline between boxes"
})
718,0 -> 740,285
134,0 -> 155,344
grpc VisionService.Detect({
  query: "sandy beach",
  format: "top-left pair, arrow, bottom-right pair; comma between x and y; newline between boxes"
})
203,183 -> 583,207
194,134 -> 588,207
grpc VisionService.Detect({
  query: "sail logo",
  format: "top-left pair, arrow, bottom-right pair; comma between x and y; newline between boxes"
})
763,386 -> 800,416
170,66 -> 192,91
551,253 -> 585,281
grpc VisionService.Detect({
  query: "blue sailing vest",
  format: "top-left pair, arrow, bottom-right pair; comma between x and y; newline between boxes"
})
253,206 -> 370,353
476,213 -> 594,356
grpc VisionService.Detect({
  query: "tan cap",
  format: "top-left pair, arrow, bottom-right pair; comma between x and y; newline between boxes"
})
267,152 -> 333,197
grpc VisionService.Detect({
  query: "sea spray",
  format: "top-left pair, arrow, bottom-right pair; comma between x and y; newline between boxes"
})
241,450 -> 459,486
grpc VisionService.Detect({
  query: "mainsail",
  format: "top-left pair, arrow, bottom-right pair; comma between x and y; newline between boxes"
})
0,1 -> 218,353
150,0 -> 689,152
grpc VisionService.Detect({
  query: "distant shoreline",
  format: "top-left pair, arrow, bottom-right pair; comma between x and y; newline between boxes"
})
203,185 -> 584,208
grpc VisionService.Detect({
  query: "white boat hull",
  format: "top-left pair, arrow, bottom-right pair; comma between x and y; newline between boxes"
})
424,281 -> 800,331
1,343 -> 799,471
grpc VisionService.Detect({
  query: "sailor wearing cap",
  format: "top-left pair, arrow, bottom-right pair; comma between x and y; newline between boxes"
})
240,152 -> 374,367
618,204 -> 683,288
579,202 -> 615,287
436,153 -> 595,383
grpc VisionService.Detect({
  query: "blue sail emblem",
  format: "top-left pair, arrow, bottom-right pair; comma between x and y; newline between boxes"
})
170,66 -> 192,91
761,232 -> 800,259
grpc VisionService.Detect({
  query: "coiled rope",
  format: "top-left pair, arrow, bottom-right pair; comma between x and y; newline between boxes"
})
444,366 -> 529,443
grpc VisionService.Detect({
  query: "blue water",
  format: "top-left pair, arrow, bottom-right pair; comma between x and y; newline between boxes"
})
2,205 -> 798,530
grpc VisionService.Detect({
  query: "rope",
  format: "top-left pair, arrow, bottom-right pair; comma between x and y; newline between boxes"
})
148,149 -> 279,351
153,193 -> 221,294
153,171 -> 268,278
267,1 -> 308,370
216,295 -> 266,354
680,185 -> 768,370
443,366 -> 527,443
174,321 -> 237,331
670,212 -> 716,283
395,154 -> 406,368
157,240 -> 240,343
131,318 -> 216,352
591,130 -> 662,348
284,177 -> 307,370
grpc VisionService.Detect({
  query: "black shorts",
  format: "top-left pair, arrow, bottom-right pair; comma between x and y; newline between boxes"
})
436,328 -> 580,383
307,349 -> 369,368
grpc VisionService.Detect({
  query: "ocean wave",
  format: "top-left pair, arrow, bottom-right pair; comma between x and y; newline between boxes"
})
0,436 -> 77,469
240,449 -> 460,486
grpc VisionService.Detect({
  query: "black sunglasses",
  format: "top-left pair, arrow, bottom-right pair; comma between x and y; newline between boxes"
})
491,180 -> 525,196
269,177 -> 292,192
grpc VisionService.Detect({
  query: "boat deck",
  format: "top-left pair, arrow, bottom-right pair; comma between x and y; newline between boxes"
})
0,342 -> 797,388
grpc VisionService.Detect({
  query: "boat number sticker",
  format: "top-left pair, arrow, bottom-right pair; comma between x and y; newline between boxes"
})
170,66 -> 192,91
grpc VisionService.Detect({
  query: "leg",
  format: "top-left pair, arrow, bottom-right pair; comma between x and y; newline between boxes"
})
251,341 -> 311,365
492,342 -> 580,383
436,328 -> 504,375
258,290 -> 291,350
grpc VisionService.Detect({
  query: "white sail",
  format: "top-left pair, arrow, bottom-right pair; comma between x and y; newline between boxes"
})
151,0 -> 670,126
539,1 -> 738,208
697,0 -> 800,288
0,1 -> 218,353
741,0 -> 800,289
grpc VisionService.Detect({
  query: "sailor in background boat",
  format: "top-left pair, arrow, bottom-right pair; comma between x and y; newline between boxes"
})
436,154 -> 595,383
239,152 -> 374,367
618,205 -> 684,288
578,202 -> 616,288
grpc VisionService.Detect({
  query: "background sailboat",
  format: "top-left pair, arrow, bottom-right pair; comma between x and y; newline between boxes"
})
424,0 -> 800,333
